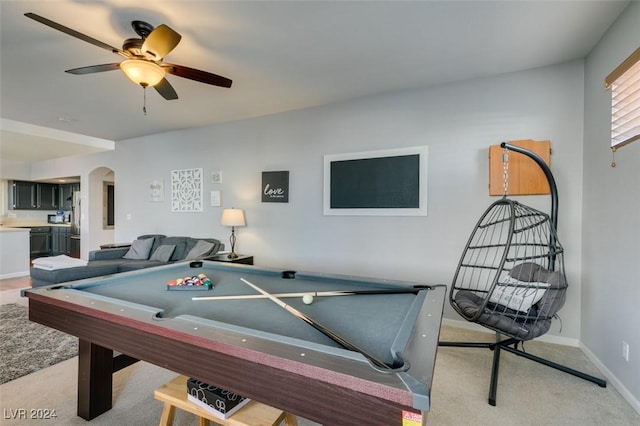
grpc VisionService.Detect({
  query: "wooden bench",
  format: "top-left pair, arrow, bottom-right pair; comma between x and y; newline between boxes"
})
154,375 -> 298,426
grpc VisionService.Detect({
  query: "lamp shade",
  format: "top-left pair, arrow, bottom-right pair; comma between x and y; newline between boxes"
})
221,209 -> 246,227
120,59 -> 166,87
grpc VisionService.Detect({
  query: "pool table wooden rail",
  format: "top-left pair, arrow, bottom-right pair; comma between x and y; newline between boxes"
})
27,274 -> 445,426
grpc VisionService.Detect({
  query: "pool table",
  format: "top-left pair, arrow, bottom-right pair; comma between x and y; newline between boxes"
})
25,261 -> 445,425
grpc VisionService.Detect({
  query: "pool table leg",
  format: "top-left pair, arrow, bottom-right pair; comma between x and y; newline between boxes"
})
77,339 -> 114,420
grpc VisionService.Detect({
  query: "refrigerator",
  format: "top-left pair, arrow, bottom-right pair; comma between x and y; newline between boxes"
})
70,191 -> 81,257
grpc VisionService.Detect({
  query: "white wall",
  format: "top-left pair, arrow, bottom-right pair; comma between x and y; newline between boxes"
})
88,167 -> 115,255
0,159 -> 31,181
115,60 -> 586,340
0,229 -> 29,278
583,1 -> 640,410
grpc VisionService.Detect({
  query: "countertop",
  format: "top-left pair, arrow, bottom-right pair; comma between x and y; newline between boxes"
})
0,221 -> 72,229
0,226 -> 30,233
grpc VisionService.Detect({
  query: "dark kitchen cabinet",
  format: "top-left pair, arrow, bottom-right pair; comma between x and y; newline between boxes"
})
51,227 -> 71,255
37,183 -> 59,210
9,181 -> 61,210
59,183 -> 80,210
30,226 -> 51,258
12,181 -> 36,209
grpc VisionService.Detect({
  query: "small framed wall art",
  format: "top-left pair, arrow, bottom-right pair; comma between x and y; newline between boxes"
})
211,171 -> 223,184
148,179 -> 165,202
171,168 -> 204,212
262,171 -> 289,203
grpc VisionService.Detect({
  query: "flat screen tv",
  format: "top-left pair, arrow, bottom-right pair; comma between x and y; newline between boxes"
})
323,146 -> 428,216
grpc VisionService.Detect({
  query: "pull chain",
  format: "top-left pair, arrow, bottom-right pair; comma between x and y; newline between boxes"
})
143,86 -> 147,115
502,147 -> 509,197
610,147 -> 616,167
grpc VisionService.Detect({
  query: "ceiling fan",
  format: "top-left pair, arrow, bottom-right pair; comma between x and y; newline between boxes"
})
25,12 -> 232,101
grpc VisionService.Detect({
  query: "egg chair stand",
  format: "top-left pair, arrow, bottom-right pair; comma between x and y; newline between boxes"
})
439,142 -> 606,406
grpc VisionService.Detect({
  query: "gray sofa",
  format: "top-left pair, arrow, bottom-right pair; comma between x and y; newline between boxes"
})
30,234 -> 223,288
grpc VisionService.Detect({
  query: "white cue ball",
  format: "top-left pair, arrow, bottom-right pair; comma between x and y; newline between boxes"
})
302,294 -> 314,305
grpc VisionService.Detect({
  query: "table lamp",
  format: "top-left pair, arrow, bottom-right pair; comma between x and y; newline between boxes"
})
220,208 -> 246,259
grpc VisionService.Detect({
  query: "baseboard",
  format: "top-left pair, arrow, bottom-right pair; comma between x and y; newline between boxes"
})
0,270 -> 30,280
441,318 -> 640,416
441,318 -> 580,347
580,342 -> 640,416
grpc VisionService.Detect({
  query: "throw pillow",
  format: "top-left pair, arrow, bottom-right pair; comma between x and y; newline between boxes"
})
149,244 -> 176,262
122,238 -> 155,260
509,262 -> 548,282
160,237 -> 188,261
489,276 -> 549,313
185,240 -> 215,260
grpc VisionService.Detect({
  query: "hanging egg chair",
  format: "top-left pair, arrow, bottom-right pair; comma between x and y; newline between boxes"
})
439,142 -> 606,406
450,198 -> 567,341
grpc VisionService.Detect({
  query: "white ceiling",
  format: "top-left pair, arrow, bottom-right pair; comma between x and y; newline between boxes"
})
0,1 -> 629,164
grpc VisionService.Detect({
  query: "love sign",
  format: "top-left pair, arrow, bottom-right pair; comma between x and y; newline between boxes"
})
262,171 -> 289,203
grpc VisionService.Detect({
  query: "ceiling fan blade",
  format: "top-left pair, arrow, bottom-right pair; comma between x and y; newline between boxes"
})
162,63 -> 232,88
65,63 -> 121,75
154,78 -> 179,100
25,12 -> 127,58
141,25 -> 181,60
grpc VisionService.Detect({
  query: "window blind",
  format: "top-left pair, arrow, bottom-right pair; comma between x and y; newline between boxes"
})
605,47 -> 640,150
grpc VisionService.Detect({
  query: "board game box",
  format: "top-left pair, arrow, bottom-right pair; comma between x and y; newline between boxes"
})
186,378 -> 251,419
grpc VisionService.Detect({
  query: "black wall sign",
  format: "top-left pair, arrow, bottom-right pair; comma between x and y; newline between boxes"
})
262,171 -> 289,203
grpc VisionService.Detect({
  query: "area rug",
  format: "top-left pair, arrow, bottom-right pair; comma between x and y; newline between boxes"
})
0,303 -> 78,384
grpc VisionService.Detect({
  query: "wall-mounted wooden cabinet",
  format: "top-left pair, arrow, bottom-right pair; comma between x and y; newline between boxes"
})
489,140 -> 551,196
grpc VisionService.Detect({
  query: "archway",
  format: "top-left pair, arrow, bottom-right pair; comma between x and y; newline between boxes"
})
86,167 -> 115,256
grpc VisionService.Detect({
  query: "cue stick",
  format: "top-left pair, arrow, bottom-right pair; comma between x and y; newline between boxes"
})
239,277 -> 394,371
192,286 -> 432,301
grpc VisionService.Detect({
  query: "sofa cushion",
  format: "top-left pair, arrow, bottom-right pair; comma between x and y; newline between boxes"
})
123,238 -> 155,260
149,244 -> 176,262
30,262 -> 120,286
117,260 -> 167,272
89,247 -> 130,261
185,240 -> 215,260
159,237 -> 190,260
138,234 -> 167,256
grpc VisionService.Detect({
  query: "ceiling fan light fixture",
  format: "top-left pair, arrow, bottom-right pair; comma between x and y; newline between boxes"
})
24,13 -> 232,101
120,59 -> 165,87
